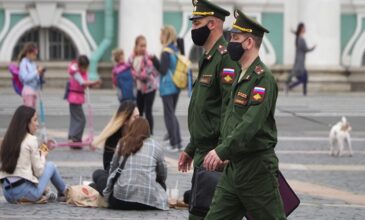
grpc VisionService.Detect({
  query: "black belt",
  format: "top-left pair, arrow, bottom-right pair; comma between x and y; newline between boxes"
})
3,178 -> 26,190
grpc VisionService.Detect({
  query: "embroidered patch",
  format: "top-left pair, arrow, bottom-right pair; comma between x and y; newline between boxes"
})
234,91 -> 248,106
199,74 -> 212,85
237,92 -> 247,99
255,66 -> 264,75
222,68 -> 235,84
253,86 -> 266,94
234,98 -> 247,105
251,86 -> 266,102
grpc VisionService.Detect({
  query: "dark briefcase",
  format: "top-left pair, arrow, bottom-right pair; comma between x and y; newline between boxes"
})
189,167 -> 222,217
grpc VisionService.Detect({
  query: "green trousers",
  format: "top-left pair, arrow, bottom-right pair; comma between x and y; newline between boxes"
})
205,153 -> 286,220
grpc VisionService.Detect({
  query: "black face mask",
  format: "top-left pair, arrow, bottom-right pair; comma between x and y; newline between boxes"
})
191,25 -> 211,46
227,41 -> 245,61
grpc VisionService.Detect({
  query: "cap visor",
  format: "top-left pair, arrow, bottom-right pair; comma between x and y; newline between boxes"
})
230,27 -> 243,33
189,15 -> 204,20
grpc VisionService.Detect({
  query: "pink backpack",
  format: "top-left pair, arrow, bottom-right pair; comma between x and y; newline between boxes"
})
8,63 -> 23,96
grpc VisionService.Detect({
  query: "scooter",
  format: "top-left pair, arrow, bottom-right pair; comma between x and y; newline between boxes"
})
38,86 -> 95,150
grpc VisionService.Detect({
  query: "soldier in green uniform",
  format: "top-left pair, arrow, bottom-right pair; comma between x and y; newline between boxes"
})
203,9 -> 286,220
177,0 -> 239,219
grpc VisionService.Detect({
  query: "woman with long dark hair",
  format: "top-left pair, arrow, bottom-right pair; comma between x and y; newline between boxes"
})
90,101 -> 139,194
286,22 -> 316,95
103,118 -> 168,210
0,105 -> 67,203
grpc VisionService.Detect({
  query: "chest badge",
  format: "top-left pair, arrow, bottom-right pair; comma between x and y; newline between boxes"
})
199,74 -> 212,85
234,91 -> 248,106
251,86 -> 266,102
222,68 -> 235,84
255,66 -> 264,75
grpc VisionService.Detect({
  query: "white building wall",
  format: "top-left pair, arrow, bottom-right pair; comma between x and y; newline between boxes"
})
119,0 -> 163,56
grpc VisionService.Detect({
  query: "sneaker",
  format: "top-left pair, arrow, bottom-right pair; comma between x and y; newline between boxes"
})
166,145 -> 178,152
57,187 -> 69,202
176,143 -> 185,152
45,190 -> 57,202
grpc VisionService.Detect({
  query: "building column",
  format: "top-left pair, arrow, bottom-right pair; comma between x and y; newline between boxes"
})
118,0 -> 163,56
284,0 -> 341,66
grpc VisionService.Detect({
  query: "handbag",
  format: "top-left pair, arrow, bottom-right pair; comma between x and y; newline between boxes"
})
189,167 -> 300,218
66,185 -> 105,208
104,155 -> 129,200
189,167 -> 222,217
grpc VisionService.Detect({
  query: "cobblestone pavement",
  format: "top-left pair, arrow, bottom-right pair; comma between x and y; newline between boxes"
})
0,88 -> 365,219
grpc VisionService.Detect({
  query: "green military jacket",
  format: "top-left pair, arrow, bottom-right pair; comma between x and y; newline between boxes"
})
215,56 -> 278,162
185,36 -> 240,165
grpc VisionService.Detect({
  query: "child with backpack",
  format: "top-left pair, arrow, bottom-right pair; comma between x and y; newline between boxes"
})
65,55 -> 101,149
17,42 -> 46,108
112,49 -> 135,103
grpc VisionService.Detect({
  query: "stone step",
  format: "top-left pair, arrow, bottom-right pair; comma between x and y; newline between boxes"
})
1,62 -> 365,91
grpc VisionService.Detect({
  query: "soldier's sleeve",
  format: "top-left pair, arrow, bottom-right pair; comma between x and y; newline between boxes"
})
215,75 -> 277,161
184,140 -> 196,158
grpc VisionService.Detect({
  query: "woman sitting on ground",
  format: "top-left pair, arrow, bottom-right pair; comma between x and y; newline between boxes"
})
91,101 -> 139,194
0,105 -> 67,203
103,118 -> 168,210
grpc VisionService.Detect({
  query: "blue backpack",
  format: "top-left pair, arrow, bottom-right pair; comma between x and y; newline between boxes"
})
116,67 -> 135,102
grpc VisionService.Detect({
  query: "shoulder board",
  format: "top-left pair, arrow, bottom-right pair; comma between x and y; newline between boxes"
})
217,44 -> 227,55
254,65 -> 265,75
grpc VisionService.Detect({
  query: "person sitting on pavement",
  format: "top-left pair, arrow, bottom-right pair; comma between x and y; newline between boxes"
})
0,105 -> 68,203
90,101 -> 140,195
103,118 -> 169,210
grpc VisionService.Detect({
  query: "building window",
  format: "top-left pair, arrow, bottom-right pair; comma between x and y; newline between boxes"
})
12,28 -> 78,61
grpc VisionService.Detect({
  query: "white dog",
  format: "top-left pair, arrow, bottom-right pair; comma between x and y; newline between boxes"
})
329,116 -> 353,157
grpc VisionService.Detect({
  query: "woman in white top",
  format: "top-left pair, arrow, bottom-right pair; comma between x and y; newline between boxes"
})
0,105 -> 67,203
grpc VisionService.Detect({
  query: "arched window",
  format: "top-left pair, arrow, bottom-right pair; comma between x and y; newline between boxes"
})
12,28 -> 78,61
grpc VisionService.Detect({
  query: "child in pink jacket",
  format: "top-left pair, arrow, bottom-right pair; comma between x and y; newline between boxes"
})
65,55 -> 100,149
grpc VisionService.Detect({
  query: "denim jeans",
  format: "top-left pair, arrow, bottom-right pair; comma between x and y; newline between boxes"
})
2,161 -> 66,203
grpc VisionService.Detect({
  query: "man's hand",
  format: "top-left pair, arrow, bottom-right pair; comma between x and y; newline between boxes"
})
178,152 -> 193,172
203,149 -> 223,171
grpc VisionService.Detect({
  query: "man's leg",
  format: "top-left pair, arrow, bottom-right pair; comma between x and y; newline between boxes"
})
204,181 -> 245,220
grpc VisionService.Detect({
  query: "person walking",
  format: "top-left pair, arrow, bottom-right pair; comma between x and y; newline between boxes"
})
286,22 -> 316,96
177,0 -> 240,219
18,42 -> 46,108
129,35 -> 159,134
158,25 -> 182,152
203,9 -> 286,220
